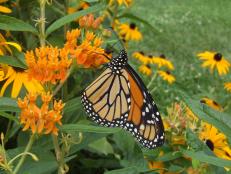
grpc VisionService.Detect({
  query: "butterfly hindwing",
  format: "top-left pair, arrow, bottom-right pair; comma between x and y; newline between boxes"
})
82,67 -> 131,127
122,65 -> 164,149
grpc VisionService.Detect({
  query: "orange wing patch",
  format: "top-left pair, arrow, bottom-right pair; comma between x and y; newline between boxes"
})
127,73 -> 144,125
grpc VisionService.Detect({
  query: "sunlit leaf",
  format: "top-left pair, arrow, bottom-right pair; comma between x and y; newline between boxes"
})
0,15 -> 38,34
61,124 -> 121,134
46,3 -> 106,36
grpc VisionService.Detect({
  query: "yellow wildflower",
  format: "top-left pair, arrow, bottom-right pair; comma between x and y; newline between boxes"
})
118,23 -> 142,41
139,64 -> 152,76
200,98 -> 223,111
0,0 -> 11,13
224,82 -> 231,92
152,54 -> 174,70
158,70 -> 175,84
197,51 -> 230,75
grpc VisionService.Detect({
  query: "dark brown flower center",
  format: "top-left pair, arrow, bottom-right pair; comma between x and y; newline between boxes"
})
225,151 -> 231,158
166,70 -> 171,75
148,55 -> 153,59
13,67 -> 25,72
160,54 -> 166,59
146,64 -> 151,68
139,51 -> 144,55
214,53 -> 222,61
212,100 -> 219,106
129,23 -> 136,30
205,139 -> 214,151
200,99 -> 206,104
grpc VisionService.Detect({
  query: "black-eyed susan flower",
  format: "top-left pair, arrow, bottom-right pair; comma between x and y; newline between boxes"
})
224,82 -> 231,92
152,54 -> 174,70
0,65 -> 43,98
199,122 -> 228,158
133,52 -> 152,64
118,22 -> 142,41
17,92 -> 64,135
67,1 -> 89,14
197,51 -> 230,75
109,0 -> 132,6
158,70 -> 175,84
139,64 -> 152,76
0,0 -> 11,13
200,98 -> 223,111
0,33 -> 22,55
25,46 -> 72,84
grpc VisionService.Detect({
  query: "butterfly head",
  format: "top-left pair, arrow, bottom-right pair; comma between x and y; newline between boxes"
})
108,49 -> 128,73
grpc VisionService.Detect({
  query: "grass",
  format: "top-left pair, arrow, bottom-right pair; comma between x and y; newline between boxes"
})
124,0 -> 231,113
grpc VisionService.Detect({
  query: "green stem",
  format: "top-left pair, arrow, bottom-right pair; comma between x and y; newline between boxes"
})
52,135 -> 66,174
147,71 -> 157,89
13,134 -> 35,174
53,66 -> 73,96
39,0 -> 46,47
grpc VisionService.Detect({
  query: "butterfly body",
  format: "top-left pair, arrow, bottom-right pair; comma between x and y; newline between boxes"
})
81,50 -> 164,149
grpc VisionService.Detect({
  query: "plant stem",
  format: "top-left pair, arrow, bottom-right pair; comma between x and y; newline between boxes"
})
53,67 -> 73,96
52,135 -> 66,174
147,71 -> 157,89
39,0 -> 46,47
13,134 -> 35,174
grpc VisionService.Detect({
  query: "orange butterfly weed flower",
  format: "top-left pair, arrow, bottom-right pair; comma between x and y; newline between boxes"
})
17,92 -> 64,135
25,46 -> 72,84
65,29 -> 107,68
79,14 -> 102,30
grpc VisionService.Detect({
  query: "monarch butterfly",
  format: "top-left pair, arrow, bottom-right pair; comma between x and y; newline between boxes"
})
81,49 -> 164,149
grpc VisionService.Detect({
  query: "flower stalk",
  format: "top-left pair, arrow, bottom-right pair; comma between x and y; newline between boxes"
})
13,134 -> 35,174
52,135 -> 68,174
39,0 -> 46,47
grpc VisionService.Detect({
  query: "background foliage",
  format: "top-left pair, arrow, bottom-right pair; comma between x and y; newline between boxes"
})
0,0 -> 231,174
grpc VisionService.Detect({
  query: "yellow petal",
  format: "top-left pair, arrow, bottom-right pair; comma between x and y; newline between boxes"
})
4,42 -> 22,52
0,5 -> 12,13
0,0 -> 9,3
0,48 -> 3,55
0,71 -> 15,96
11,72 -> 23,98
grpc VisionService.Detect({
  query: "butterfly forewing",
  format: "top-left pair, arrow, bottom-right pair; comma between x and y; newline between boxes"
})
82,67 -> 131,127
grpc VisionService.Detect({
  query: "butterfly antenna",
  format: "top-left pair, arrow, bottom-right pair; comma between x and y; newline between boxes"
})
107,27 -> 125,50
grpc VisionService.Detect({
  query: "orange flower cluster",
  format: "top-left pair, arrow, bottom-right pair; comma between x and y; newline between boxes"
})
65,29 -> 108,68
25,46 -> 72,84
79,14 -> 102,30
17,92 -> 64,135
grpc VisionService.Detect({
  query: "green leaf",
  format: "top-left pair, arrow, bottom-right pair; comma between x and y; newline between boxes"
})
0,15 -> 38,34
113,131 -> 148,172
88,137 -> 114,155
0,97 -> 19,112
61,124 -> 121,134
46,3 -> 106,36
63,97 -> 81,114
104,166 -> 139,174
156,151 -> 182,162
117,13 -> 159,34
182,150 -> 231,168
0,112 -> 19,123
181,93 -> 231,141
203,106 -> 231,130
0,55 -> 27,69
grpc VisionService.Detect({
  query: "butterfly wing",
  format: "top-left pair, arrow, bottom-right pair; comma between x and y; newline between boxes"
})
81,67 -> 131,127
123,64 -> 165,149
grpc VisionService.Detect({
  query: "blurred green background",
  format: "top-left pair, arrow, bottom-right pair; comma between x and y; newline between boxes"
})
126,0 -> 231,113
